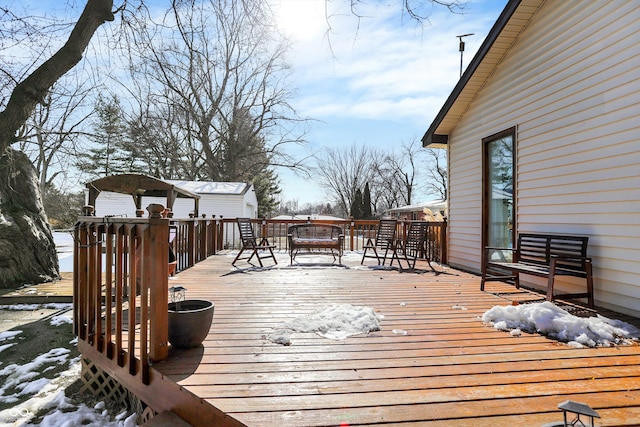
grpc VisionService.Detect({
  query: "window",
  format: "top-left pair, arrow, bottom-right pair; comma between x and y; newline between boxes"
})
483,127 -> 515,259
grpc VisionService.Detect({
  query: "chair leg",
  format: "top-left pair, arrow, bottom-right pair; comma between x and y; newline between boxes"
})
232,247 -> 247,266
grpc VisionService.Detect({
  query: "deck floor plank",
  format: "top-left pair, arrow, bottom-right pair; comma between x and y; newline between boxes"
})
149,253 -> 640,426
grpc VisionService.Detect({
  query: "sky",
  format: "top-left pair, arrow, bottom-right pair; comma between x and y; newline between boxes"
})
271,0 -> 509,205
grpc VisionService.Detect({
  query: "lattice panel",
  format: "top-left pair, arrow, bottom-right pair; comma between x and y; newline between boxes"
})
80,358 -> 157,424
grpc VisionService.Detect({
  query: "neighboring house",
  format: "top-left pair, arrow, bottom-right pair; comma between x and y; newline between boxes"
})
87,174 -> 258,219
422,0 -> 639,316
384,200 -> 447,221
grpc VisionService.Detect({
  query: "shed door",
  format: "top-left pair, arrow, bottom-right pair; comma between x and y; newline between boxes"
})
483,128 -> 516,259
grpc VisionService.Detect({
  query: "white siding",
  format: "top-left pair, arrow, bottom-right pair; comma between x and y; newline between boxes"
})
447,0 -> 640,315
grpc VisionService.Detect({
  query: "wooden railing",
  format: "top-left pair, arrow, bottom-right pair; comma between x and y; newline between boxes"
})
168,217 -> 447,273
74,208 -> 447,387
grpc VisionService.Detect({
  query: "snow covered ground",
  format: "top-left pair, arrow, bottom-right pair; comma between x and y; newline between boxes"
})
0,304 -> 137,426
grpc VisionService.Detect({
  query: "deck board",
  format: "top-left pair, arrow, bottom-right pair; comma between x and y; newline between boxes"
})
150,252 -> 640,426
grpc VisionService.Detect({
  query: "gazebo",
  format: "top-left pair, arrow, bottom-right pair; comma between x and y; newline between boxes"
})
85,173 -> 201,217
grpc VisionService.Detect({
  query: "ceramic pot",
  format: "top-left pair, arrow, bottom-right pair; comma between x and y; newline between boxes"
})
167,300 -> 214,348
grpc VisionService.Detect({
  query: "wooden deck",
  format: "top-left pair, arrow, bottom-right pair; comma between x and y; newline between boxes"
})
145,251 -> 640,426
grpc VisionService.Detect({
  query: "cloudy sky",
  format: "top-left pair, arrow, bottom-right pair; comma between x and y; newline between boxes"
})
272,0 -> 509,205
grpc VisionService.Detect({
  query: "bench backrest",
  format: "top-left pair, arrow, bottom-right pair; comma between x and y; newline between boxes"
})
517,233 -> 589,271
288,224 -> 343,240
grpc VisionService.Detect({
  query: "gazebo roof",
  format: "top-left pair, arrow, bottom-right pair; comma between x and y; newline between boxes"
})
86,173 -> 200,216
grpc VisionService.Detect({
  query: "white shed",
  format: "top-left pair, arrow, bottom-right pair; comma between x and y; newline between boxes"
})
167,181 -> 258,219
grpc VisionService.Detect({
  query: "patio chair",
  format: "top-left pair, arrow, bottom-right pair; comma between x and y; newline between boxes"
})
232,218 -> 277,267
390,221 -> 436,272
361,219 -> 397,265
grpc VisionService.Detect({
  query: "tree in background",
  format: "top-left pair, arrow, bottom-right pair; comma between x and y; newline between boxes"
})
350,188 -> 364,219
120,0 -> 305,200
16,76 -> 94,198
362,182 -> 372,219
77,94 -> 136,178
314,144 -> 380,217
425,148 -> 448,200
253,167 -> 281,218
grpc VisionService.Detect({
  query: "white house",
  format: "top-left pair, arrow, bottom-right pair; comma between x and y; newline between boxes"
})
87,174 -> 258,219
384,200 -> 447,221
422,0 -> 640,316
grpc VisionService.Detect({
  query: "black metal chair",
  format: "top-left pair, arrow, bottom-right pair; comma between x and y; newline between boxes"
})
231,218 -> 277,267
361,219 -> 397,266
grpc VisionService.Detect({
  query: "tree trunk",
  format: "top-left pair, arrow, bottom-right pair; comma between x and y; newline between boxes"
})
0,148 -> 59,287
0,0 -> 114,287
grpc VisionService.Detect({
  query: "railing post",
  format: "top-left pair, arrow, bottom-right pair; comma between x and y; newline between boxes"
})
188,219 -> 196,268
349,217 -> 355,251
147,205 -> 169,363
211,216 -> 218,254
261,217 -> 267,241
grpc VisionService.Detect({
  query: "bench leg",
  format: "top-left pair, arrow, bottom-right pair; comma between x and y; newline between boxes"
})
546,274 -> 555,301
585,260 -> 594,309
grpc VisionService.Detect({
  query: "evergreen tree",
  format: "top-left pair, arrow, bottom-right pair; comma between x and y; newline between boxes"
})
363,182 -> 372,219
350,188 -> 364,219
253,168 -> 281,218
77,95 -> 144,178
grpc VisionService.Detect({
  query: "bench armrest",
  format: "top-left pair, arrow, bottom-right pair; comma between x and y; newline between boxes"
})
551,255 -> 592,262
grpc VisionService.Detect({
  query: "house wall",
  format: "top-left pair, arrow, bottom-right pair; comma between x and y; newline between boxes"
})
446,0 -> 640,315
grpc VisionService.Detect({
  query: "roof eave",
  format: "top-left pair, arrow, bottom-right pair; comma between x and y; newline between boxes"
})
421,0 -> 523,148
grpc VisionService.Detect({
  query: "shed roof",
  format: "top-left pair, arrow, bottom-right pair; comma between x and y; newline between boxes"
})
167,181 -> 252,196
422,0 -> 544,147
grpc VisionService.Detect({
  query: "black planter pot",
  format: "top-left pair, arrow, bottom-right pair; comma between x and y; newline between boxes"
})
168,300 -> 215,349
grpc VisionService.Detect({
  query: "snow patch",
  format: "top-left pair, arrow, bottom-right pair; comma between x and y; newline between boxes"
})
482,301 -> 640,347
268,303 -> 383,345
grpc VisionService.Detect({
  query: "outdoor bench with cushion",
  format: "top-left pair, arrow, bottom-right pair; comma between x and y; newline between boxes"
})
288,224 -> 344,264
481,233 -> 594,308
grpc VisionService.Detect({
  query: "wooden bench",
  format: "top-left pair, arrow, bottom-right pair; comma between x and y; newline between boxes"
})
288,224 -> 344,265
481,233 -> 594,308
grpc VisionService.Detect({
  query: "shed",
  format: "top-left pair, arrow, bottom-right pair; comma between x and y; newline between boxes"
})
421,0 -> 640,316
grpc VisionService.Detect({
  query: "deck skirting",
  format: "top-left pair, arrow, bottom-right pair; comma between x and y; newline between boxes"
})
80,357 -> 156,425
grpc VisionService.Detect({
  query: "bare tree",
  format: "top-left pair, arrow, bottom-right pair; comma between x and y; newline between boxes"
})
16,77 -> 94,195
425,147 -> 448,200
123,0 -> 307,184
377,139 -> 424,209
314,144 -> 381,217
